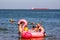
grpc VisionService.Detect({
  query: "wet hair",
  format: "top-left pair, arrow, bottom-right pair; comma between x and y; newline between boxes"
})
32,26 -> 35,28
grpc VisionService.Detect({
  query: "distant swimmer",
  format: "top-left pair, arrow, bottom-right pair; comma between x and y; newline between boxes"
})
9,18 -> 14,24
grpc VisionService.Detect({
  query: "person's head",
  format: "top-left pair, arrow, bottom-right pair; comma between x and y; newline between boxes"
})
36,23 -> 41,28
31,22 -> 35,25
32,26 -> 35,28
32,26 -> 35,30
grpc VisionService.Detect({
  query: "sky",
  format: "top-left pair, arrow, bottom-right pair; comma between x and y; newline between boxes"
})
0,0 -> 60,9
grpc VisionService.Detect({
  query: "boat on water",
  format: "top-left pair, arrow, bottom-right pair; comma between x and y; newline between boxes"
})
18,19 -> 46,38
32,8 -> 48,10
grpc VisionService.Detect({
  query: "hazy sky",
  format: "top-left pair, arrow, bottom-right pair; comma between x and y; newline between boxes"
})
0,0 -> 60,9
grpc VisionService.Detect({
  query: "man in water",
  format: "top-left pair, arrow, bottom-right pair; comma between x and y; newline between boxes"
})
35,23 -> 46,36
32,23 -> 44,32
32,26 -> 35,30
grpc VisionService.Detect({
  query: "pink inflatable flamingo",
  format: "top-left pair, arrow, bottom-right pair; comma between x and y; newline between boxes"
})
18,19 -> 45,38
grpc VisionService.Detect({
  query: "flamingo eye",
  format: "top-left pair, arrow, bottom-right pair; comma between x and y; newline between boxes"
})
20,22 -> 24,24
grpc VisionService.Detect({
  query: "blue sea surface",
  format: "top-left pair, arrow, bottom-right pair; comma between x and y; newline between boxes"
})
0,9 -> 60,40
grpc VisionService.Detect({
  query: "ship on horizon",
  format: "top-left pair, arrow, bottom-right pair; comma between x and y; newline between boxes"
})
32,8 -> 48,10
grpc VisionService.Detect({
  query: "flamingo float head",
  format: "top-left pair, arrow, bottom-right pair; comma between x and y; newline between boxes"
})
18,19 -> 28,28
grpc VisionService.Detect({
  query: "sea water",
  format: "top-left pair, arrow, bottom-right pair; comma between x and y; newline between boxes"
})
0,9 -> 60,40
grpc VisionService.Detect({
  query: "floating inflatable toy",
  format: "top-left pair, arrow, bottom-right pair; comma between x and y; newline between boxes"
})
18,19 -> 45,38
